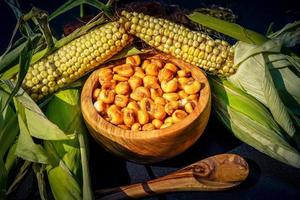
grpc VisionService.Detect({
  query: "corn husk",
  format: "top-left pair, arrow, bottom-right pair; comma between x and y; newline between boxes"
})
210,77 -> 300,168
228,40 -> 299,145
0,90 -> 18,161
267,21 -> 300,120
268,21 -> 300,48
2,84 -> 92,200
45,89 -> 92,200
228,39 -> 300,148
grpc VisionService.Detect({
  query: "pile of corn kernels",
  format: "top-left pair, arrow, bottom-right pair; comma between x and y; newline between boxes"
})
92,55 -> 201,131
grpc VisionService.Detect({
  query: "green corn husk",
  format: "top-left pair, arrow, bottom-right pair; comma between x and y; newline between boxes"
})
228,40 -> 300,146
3,83 -> 91,199
226,22 -> 300,148
210,77 -> 300,168
187,11 -> 267,45
0,90 -> 18,199
45,89 -> 92,200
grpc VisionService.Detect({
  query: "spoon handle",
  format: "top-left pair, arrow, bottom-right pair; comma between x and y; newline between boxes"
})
96,154 -> 249,200
96,170 -> 200,200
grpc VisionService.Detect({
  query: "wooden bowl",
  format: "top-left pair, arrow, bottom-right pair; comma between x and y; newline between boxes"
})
81,53 -> 211,163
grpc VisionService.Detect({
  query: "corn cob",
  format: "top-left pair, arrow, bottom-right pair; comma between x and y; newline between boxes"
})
120,11 -> 236,76
22,22 -> 132,101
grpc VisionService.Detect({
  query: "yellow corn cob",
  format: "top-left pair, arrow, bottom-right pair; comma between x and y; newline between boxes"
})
23,22 -> 132,101
120,11 -> 236,76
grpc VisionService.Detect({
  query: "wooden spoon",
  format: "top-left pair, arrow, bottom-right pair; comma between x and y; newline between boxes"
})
95,153 -> 249,200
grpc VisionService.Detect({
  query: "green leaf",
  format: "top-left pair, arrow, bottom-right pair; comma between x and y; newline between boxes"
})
110,46 -> 146,61
5,0 -> 23,19
1,0 -> 42,75
266,22 -> 275,35
0,40 -> 26,74
0,104 -> 18,159
25,108 -> 75,140
0,90 -> 18,197
187,11 -> 267,45
228,108 -> 300,167
210,77 -> 300,168
210,77 -> 281,133
232,40 -> 282,67
49,0 -> 111,21
15,110 -> 49,164
268,21 -> 300,47
45,89 -> 85,176
228,41 -> 299,146
80,4 -> 85,18
78,132 -> 93,200
266,22 -> 300,117
267,54 -> 300,116
62,79 -> 85,90
0,158 -> 7,199
0,86 -> 10,112
1,35 -> 36,112
46,89 -> 85,135
10,87 -> 73,140
262,58 -> 298,138
45,89 -> 91,200
46,166 -> 82,200
6,160 -> 31,196
33,163 -> 48,200
11,86 -> 75,163
4,143 -> 17,174
228,39 -> 300,120
25,7 -> 55,51
0,18 -> 21,64
286,55 -> 300,73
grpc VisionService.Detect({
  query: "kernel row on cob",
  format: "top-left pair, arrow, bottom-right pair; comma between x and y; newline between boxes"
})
22,22 -> 133,101
119,11 -> 236,76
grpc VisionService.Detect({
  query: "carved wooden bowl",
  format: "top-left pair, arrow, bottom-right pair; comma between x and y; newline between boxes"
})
81,53 -> 211,163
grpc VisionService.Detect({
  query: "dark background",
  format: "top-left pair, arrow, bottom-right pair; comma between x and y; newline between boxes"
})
1,0 -> 300,200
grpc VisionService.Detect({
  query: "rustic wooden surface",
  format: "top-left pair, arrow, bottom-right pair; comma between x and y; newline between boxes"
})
95,153 -> 249,199
81,53 -> 211,163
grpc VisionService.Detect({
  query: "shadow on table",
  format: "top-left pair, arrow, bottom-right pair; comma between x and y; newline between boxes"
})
153,115 -> 242,168
89,136 -> 131,189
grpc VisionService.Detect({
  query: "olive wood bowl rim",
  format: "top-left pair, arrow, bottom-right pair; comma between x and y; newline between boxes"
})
81,53 -> 211,141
